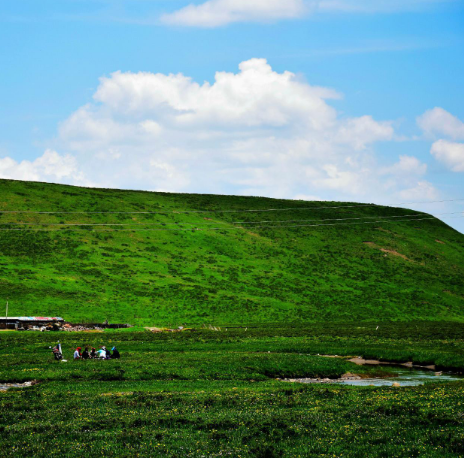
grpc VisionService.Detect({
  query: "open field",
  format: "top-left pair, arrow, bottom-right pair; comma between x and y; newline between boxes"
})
1,181 -> 464,456
1,323 -> 464,457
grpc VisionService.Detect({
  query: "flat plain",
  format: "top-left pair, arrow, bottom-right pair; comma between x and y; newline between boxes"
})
1,323 -> 464,457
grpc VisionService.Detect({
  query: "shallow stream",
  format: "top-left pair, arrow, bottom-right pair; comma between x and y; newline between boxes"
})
0,382 -> 34,391
340,366 -> 464,387
287,366 -> 464,387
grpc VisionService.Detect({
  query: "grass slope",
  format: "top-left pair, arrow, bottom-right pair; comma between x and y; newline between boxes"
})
0,178 -> 463,325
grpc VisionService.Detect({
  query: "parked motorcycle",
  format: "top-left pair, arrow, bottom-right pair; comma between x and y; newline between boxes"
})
52,343 -> 63,361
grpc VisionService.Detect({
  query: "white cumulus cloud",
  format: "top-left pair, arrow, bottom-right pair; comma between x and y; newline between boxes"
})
418,107 -> 464,141
431,140 -> 464,172
160,0 -> 449,27
7,59 -> 436,206
53,58 -> 398,196
418,108 -> 464,173
161,0 -> 311,27
398,181 -> 440,201
382,155 -> 427,177
0,150 -> 87,185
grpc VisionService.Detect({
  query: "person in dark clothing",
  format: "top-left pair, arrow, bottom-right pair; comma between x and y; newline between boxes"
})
82,347 -> 90,359
111,347 -> 120,359
102,346 -> 112,359
90,348 -> 97,359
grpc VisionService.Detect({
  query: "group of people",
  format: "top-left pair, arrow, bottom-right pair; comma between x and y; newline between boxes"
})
73,345 -> 120,360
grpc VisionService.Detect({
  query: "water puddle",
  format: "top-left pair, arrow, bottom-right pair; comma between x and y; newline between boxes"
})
0,381 -> 35,391
339,367 -> 464,387
284,366 -> 464,387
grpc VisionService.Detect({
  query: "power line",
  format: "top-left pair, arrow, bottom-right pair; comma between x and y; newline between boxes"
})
0,198 -> 463,215
232,211 -> 462,225
0,215 -> 461,232
1,211 -> 462,228
1,211 -> 462,227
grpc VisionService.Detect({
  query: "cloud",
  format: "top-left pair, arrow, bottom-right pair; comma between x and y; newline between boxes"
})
48,58 -> 439,204
418,107 -> 464,140
6,58 -> 436,206
418,108 -> 464,173
431,140 -> 464,172
0,150 -> 87,184
398,181 -> 440,201
160,0 -> 451,27
90,58 -> 342,130
382,155 -> 427,177
161,0 -> 311,27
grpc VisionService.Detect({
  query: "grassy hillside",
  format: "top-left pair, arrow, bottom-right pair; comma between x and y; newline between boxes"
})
0,178 -> 463,325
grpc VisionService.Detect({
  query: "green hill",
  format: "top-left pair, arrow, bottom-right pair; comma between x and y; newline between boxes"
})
0,179 -> 463,325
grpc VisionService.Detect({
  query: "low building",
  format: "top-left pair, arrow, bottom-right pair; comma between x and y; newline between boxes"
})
0,316 -> 64,330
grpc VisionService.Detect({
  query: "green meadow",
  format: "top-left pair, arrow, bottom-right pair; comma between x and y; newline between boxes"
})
1,180 -> 464,456
1,324 -> 464,457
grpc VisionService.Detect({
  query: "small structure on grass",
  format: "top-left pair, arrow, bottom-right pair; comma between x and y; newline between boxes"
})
0,316 -> 64,330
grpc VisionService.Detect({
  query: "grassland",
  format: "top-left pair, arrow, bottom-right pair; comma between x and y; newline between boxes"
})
0,179 -> 463,325
1,324 -> 464,457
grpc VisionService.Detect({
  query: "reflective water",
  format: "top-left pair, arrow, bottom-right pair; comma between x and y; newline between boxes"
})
0,383 -> 31,391
339,367 -> 464,387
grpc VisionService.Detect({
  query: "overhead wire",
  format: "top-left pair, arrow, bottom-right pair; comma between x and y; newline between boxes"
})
0,211 -> 462,228
0,215 -> 462,232
0,197 -> 463,215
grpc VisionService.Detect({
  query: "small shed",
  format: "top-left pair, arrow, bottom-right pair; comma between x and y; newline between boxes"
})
0,316 -> 64,330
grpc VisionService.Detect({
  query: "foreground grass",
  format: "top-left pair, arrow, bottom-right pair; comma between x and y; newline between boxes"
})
1,324 -> 464,457
2,381 -> 464,457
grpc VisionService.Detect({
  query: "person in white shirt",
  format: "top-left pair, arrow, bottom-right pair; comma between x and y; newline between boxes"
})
97,348 -> 106,358
73,347 -> 82,360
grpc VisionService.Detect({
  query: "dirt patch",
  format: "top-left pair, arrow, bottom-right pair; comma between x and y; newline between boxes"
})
436,239 -> 445,244
347,357 -> 436,371
63,324 -> 104,332
145,327 -> 164,333
349,357 -> 381,365
145,326 -> 190,333
341,372 -> 362,380
375,227 -> 398,235
379,248 -> 410,261
363,242 -> 411,261
282,377 -> 339,384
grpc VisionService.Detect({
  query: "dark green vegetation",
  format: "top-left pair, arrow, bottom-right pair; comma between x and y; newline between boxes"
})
1,324 -> 464,457
1,179 -> 463,325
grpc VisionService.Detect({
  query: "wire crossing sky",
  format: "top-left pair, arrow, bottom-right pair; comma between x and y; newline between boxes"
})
1,0 -> 463,232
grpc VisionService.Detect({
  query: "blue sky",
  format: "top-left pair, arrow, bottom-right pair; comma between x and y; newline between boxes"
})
1,0 -> 464,231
